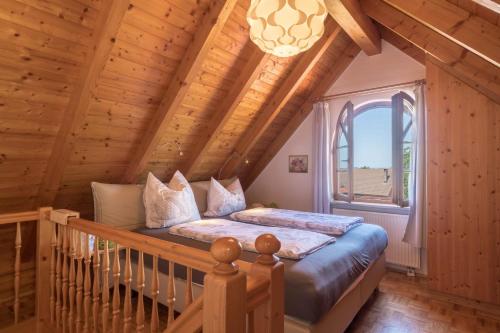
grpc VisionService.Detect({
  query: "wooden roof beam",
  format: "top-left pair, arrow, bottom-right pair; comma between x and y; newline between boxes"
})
325,0 -> 381,55
381,0 -> 500,67
221,21 -> 343,179
180,43 -> 270,180
244,42 -> 361,188
379,25 -> 426,65
121,0 -> 238,183
36,0 -> 130,206
361,0 -> 500,104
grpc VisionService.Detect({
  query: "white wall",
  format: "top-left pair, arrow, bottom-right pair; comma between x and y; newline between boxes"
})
245,41 -> 425,211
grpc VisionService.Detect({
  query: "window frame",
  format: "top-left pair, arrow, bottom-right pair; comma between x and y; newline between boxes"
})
332,92 -> 415,210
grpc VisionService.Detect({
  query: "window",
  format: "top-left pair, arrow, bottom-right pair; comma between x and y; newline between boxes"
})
333,92 -> 415,208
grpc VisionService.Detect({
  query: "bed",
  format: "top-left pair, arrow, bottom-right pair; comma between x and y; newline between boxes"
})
92,180 -> 388,332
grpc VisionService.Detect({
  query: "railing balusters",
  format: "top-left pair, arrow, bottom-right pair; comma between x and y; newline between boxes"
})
112,244 -> 121,333
92,236 -> 100,333
76,231 -> 84,333
14,222 -> 21,324
150,256 -> 159,333
56,224 -> 62,328
62,226 -> 69,333
123,248 -> 132,333
69,231 -> 76,333
167,261 -> 175,325
50,223 -> 57,324
83,234 -> 91,333
102,240 -> 110,333
185,267 -> 193,308
136,251 -> 145,333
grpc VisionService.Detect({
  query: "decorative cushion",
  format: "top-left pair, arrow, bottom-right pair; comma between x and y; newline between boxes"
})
91,182 -> 145,230
204,178 -> 246,217
144,171 -> 201,229
190,178 -> 235,213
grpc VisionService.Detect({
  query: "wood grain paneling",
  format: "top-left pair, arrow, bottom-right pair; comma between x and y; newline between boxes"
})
426,60 -> 500,305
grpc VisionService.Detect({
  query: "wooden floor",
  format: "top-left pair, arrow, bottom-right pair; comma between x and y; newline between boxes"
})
347,272 -> 500,333
2,271 -> 500,332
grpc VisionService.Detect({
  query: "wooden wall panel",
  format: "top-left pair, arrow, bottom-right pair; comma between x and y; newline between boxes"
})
0,0 -> 98,213
426,60 -> 500,304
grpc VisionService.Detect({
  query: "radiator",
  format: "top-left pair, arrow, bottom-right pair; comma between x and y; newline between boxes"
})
333,209 -> 421,269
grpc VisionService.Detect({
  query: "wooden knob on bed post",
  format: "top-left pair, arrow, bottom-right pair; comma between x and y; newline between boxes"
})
210,237 -> 242,275
255,234 -> 281,265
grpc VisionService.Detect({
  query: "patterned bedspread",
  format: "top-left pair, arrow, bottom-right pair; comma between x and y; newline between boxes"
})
168,219 -> 335,259
230,208 -> 363,236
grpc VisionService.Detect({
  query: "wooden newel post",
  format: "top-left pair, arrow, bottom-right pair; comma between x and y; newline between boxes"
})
36,207 -> 53,331
203,237 -> 246,333
252,234 -> 284,333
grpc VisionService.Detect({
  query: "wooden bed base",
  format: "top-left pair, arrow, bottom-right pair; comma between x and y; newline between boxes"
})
284,253 -> 386,333
118,245 -> 386,333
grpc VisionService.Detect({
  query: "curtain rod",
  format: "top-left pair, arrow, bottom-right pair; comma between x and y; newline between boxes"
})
316,79 -> 426,102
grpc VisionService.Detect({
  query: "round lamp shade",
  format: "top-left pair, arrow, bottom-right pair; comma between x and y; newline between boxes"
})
247,0 -> 328,57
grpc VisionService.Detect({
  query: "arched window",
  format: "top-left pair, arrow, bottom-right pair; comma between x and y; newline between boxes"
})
333,92 -> 415,207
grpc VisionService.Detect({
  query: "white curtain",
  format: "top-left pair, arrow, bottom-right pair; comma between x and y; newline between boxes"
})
404,84 -> 426,247
313,102 -> 332,214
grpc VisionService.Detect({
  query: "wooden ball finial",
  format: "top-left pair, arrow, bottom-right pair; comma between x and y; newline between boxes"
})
210,237 -> 242,275
255,234 -> 281,265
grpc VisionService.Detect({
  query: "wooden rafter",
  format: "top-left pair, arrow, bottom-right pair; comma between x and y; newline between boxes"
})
381,0 -> 500,67
325,0 -> 381,55
361,0 -> 500,104
244,43 -> 361,188
221,21 -> 343,179
121,0 -> 238,183
180,43 -> 270,180
379,26 -> 426,65
36,0 -> 130,206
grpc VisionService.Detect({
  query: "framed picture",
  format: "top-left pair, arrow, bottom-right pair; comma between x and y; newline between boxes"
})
289,155 -> 308,173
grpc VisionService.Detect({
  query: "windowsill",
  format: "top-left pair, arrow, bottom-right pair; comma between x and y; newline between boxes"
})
331,201 -> 410,215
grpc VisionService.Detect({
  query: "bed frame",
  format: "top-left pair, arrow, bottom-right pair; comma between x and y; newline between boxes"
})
118,252 -> 385,333
1,208 -> 385,333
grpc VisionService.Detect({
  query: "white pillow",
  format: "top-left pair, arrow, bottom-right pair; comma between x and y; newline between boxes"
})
204,178 -> 246,217
190,178 -> 235,213
144,171 -> 200,228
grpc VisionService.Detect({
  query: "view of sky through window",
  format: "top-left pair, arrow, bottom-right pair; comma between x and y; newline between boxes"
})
353,106 -> 392,169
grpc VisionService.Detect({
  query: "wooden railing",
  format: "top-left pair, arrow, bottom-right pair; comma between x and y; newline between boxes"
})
29,208 -> 285,333
0,209 -> 48,330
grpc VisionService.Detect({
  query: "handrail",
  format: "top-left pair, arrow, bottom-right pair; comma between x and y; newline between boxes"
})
0,210 -> 39,225
68,218 -> 254,273
68,218 -> 253,273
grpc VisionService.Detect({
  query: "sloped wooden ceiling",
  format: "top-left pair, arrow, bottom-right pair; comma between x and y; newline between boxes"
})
0,0 -> 498,217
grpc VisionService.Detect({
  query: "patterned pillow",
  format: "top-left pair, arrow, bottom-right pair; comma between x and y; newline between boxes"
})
204,178 -> 246,217
143,171 -> 201,229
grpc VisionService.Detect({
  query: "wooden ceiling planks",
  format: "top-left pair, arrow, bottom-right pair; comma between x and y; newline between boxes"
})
121,0 -> 239,184
382,0 -> 500,67
180,44 -> 271,180
361,0 -> 500,104
36,0 -> 130,208
0,0 -> 99,213
53,0 -> 214,216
